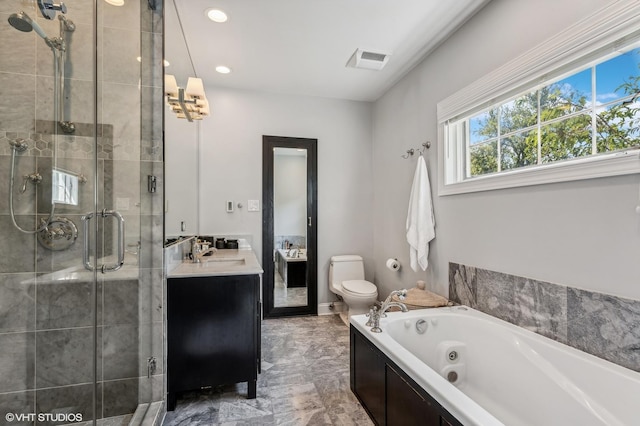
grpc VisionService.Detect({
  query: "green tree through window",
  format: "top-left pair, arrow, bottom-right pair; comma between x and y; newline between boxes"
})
467,48 -> 640,178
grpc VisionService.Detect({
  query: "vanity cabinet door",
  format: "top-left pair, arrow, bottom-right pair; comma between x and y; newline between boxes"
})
286,261 -> 306,287
386,364 -> 440,426
351,328 -> 386,425
167,274 -> 260,410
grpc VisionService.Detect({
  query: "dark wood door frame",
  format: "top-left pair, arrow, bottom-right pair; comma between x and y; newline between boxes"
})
262,135 -> 318,318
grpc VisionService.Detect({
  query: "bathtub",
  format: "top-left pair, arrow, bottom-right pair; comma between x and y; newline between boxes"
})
350,306 -> 640,426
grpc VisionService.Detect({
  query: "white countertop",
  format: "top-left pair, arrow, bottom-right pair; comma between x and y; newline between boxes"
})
167,248 -> 263,278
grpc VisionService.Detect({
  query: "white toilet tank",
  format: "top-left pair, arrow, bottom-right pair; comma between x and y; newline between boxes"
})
329,255 -> 365,286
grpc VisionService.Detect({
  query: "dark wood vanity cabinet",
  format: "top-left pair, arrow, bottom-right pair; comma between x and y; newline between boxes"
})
167,274 -> 261,411
276,251 -> 307,287
350,327 -> 462,426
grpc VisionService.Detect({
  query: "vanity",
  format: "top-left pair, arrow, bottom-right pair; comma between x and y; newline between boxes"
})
166,245 -> 263,411
275,248 -> 307,287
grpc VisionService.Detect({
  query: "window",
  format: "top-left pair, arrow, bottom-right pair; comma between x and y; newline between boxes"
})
438,2 -> 640,195
52,169 -> 79,206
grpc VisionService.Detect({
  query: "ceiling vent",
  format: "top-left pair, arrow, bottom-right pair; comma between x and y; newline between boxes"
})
346,48 -> 391,71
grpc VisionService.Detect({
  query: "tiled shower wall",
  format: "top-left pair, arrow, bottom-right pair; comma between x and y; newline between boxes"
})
449,262 -> 640,372
0,0 -> 164,422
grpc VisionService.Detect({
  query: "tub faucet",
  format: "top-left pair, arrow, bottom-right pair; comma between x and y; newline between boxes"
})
367,289 -> 408,333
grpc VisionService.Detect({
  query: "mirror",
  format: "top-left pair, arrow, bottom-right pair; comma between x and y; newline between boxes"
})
273,147 -> 308,307
263,136 -> 317,318
164,0 -> 200,237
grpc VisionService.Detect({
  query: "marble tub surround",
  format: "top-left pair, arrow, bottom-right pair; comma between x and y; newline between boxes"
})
163,315 -> 372,426
275,235 -> 306,250
449,262 -> 640,372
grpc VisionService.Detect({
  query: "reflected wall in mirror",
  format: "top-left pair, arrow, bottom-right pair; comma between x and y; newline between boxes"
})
164,0 -> 200,238
274,148 -> 308,307
263,136 -> 317,318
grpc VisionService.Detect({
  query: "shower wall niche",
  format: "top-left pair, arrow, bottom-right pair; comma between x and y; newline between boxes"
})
0,0 -> 164,423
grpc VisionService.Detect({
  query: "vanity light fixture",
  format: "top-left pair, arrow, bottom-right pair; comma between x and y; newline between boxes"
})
206,8 -> 228,23
104,0 -> 125,6
164,74 -> 210,122
215,65 -> 231,74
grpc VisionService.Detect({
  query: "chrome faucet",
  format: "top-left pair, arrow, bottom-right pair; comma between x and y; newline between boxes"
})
191,239 -> 217,263
194,247 -> 217,262
366,289 -> 409,333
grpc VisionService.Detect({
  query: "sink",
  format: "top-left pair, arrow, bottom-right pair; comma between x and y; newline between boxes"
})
204,257 -> 245,267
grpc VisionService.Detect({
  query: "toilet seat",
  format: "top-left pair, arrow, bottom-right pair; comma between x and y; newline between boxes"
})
342,279 -> 377,297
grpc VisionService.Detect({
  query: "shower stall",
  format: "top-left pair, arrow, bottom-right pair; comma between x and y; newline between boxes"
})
1,0 -> 164,424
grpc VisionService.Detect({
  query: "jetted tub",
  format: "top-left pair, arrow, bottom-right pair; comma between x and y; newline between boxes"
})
350,306 -> 640,426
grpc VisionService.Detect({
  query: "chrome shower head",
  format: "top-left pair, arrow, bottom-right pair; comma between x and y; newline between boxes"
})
8,11 -> 49,40
8,12 -> 32,32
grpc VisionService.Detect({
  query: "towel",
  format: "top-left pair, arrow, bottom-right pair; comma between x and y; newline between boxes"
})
406,155 -> 435,271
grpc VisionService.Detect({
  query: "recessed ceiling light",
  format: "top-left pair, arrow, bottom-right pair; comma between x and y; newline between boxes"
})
216,65 -> 231,74
206,9 -> 228,23
105,0 -> 125,6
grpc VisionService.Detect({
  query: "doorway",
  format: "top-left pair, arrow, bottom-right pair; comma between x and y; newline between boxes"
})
262,136 -> 317,317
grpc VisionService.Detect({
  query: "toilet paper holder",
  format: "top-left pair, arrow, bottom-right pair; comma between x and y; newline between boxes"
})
386,258 -> 401,271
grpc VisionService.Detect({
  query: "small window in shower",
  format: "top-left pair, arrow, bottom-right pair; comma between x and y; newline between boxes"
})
52,169 -> 79,206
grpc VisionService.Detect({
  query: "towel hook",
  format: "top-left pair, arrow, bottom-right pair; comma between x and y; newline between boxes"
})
401,141 -> 431,159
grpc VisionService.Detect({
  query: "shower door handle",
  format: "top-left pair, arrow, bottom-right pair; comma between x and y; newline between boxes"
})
81,209 -> 126,273
101,209 -> 125,273
81,212 -> 95,271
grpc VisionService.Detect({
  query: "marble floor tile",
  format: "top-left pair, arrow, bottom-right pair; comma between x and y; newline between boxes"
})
163,315 -> 373,426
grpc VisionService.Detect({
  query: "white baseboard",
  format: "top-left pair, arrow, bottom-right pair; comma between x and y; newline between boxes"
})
318,301 -> 346,316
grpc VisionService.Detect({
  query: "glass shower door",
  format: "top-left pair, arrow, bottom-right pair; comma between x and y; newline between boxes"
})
0,0 -> 163,424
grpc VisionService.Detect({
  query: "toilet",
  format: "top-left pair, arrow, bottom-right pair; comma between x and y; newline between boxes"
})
329,255 -> 378,323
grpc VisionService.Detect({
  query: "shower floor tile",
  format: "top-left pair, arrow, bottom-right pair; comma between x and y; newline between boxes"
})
163,315 -> 373,426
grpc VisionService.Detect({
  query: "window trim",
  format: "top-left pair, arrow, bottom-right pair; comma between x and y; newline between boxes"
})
437,1 -> 640,196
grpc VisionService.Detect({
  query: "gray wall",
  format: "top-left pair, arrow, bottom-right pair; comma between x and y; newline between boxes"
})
274,153 -> 307,239
371,0 -> 640,303
197,87 -> 374,305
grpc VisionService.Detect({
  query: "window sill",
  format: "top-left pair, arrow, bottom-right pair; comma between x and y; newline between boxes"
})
438,150 -> 640,196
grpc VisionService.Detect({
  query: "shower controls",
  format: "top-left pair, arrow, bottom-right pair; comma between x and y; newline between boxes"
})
36,216 -> 78,251
21,172 -> 43,193
8,139 -> 28,152
38,0 -> 67,20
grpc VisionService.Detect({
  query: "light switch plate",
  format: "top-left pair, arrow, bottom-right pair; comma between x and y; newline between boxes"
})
226,200 -> 234,212
248,199 -> 260,212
